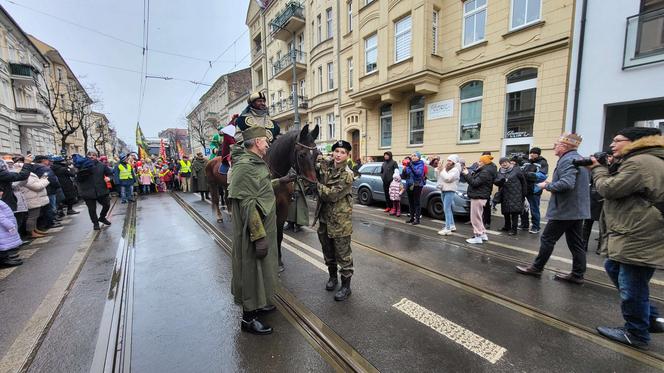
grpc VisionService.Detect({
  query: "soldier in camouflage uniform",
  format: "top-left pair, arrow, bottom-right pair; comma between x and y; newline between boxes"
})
315,140 -> 354,301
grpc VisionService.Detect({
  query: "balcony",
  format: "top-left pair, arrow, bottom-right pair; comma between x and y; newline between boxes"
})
269,95 -> 309,119
270,1 -> 305,41
16,107 -> 49,128
623,8 -> 664,69
271,50 -> 307,81
9,63 -> 37,86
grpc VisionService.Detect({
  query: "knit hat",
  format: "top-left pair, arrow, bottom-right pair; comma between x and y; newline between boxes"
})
616,127 -> 662,142
499,157 -> 510,164
447,154 -> 460,163
529,147 -> 542,155
558,133 -> 583,148
479,154 -> 494,164
414,151 -> 422,159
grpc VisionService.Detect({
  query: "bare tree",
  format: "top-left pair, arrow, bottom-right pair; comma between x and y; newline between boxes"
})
89,118 -> 110,156
188,114 -> 210,150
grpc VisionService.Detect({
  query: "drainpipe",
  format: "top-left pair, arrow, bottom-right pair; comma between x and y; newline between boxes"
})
571,0 -> 588,134
336,0 -> 342,141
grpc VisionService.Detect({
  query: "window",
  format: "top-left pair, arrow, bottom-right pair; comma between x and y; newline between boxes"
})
327,113 -> 336,139
317,14 -> 322,44
327,62 -> 334,90
347,1 -> 353,32
364,0 -> 375,5
394,16 -> 412,62
409,96 -> 425,145
311,21 -> 315,45
463,0 -> 487,47
299,79 -> 306,97
510,0 -> 541,30
326,8 -> 333,39
505,68 -> 537,138
459,81 -> 483,142
347,58 -> 354,89
314,117 -> 322,138
365,34 -> 378,73
318,66 -> 323,93
380,104 -> 392,148
256,67 -> 263,86
432,10 -> 440,54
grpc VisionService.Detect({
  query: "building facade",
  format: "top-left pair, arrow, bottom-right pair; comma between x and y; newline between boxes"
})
566,0 -> 664,155
186,68 -> 251,155
0,6 -> 54,156
248,0 -> 575,163
158,128 -> 190,159
86,111 -> 116,157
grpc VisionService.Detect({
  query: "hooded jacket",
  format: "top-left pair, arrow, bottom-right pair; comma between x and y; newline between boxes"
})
380,152 -> 398,184
16,173 -> 50,209
463,163 -> 495,200
593,135 -> 664,269
0,160 -> 31,211
436,155 -> 461,192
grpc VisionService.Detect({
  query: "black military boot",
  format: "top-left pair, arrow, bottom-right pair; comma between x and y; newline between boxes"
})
326,267 -> 338,291
334,276 -> 352,301
241,311 -> 273,335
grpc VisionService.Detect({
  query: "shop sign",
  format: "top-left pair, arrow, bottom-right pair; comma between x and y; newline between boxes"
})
427,99 -> 454,120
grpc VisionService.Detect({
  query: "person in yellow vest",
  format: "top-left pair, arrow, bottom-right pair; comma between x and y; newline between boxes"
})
113,152 -> 136,203
178,155 -> 193,193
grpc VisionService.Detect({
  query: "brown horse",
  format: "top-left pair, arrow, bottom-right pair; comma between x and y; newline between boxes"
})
205,156 -> 229,223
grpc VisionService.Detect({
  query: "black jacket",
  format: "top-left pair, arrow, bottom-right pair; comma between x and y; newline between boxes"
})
522,156 -> 549,196
77,160 -> 113,200
380,157 -> 398,184
52,162 -> 78,202
0,164 -> 32,211
495,166 -> 527,214
464,163 -> 496,200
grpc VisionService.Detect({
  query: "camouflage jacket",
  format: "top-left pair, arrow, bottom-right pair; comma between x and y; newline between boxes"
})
316,160 -> 353,238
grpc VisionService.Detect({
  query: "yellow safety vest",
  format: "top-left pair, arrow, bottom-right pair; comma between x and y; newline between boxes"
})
118,164 -> 133,180
179,160 -> 191,173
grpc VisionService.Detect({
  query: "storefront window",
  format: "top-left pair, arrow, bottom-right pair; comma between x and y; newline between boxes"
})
459,81 -> 483,142
505,68 -> 537,139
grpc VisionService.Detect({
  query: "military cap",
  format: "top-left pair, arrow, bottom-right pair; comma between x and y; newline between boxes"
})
331,140 -> 352,152
247,91 -> 267,105
242,125 -> 268,142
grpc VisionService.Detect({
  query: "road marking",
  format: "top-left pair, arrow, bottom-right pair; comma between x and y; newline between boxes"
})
60,219 -> 72,224
393,298 -> 507,364
30,237 -> 53,245
282,242 -> 327,272
0,230 -> 98,372
47,227 -> 64,233
0,249 -> 40,280
284,236 -> 323,259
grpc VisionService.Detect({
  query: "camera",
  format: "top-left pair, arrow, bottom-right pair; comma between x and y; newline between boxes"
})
572,151 -> 609,167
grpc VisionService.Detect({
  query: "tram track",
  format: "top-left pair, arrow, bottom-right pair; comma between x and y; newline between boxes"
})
353,208 -> 664,303
171,192 -> 378,373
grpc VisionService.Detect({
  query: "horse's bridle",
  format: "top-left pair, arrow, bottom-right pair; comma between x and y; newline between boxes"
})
293,141 -> 319,184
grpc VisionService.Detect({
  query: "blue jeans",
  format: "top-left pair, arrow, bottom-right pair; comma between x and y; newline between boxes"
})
527,194 -> 541,230
442,191 -> 455,229
604,259 -> 660,342
120,184 -> 134,202
49,194 -> 57,214
142,185 -> 151,194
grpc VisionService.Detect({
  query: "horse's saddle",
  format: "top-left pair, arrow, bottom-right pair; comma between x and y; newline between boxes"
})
218,163 -> 230,175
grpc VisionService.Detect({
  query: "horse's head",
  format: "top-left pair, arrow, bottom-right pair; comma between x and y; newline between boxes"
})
294,124 -> 320,183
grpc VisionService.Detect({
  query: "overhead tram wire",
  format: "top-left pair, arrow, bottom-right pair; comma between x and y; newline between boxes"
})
137,0 -> 149,123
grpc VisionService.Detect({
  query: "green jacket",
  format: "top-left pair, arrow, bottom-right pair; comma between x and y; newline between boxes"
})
191,157 -> 208,192
228,145 -> 279,311
593,135 -> 664,269
316,160 -> 353,238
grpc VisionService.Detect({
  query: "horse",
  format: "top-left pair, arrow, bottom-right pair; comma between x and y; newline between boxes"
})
205,156 -> 229,223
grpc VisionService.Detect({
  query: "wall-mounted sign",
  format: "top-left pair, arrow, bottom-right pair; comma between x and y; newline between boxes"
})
428,99 -> 454,120
505,130 -> 532,139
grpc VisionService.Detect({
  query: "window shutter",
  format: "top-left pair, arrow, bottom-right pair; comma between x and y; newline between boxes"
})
395,16 -> 412,62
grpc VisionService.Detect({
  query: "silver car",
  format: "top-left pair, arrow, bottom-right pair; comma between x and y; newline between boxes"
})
351,162 -> 470,219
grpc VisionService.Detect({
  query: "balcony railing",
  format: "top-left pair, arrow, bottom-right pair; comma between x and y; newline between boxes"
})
271,50 -> 307,78
623,7 -> 664,69
269,95 -> 309,116
271,2 -> 305,33
9,63 -> 37,85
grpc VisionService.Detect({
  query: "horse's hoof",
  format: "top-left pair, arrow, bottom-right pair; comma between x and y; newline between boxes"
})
278,265 -> 285,273
217,219 -> 223,223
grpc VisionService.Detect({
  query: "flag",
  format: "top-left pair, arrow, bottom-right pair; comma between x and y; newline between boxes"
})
176,140 -> 185,158
135,122 -> 150,160
159,138 -> 167,160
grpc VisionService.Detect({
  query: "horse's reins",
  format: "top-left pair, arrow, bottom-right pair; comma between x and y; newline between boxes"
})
268,138 -> 318,184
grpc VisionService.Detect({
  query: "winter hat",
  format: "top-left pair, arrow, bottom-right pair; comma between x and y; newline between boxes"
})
558,132 -> 583,148
529,147 -> 542,155
414,151 -> 422,159
479,154 -> 494,164
447,154 -> 460,163
393,173 -> 401,182
499,157 -> 510,165
616,127 -> 662,142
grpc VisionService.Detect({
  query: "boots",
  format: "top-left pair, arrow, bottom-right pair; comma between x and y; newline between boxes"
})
396,204 -> 401,217
241,310 -> 273,335
389,203 -> 396,215
334,276 -> 352,301
67,208 -> 80,215
325,267 -> 338,291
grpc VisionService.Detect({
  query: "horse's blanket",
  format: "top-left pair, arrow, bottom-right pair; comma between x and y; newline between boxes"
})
219,163 -> 230,175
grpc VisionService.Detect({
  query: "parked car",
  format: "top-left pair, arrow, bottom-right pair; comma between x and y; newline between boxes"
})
351,162 -> 470,219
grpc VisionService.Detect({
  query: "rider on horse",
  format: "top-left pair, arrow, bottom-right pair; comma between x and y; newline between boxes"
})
235,91 -> 280,144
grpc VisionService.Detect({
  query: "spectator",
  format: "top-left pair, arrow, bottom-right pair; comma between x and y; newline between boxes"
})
0,156 -> 31,212
114,152 -> 136,203
178,155 -> 192,192
582,181 -> 604,255
0,192 -> 23,268
516,133 -> 590,284
51,156 -> 79,216
495,157 -> 528,236
380,152 -> 398,212
160,165 -> 174,192
436,154 -> 461,236
78,151 -> 114,230
139,168 -> 153,195
462,154 -> 495,244
12,157 -> 50,238
8,158 -> 29,237
591,127 -> 664,350
32,156 -> 62,230
520,147 -> 549,234
388,172 -> 404,217
191,152 -> 209,201
403,151 -> 426,225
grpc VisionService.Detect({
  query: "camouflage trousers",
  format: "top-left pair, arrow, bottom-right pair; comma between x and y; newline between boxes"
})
317,223 -> 354,278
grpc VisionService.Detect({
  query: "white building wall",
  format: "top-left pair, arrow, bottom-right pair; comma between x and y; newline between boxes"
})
566,0 -> 664,155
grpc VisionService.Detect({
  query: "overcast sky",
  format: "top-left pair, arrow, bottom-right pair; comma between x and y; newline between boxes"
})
3,0 -> 251,146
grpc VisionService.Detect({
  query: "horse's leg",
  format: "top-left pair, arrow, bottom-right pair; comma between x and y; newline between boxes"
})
210,183 -> 223,223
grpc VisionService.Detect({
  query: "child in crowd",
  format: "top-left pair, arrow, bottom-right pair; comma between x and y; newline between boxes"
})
160,166 -> 173,192
139,167 -> 152,194
388,172 -> 404,217
0,191 -> 24,268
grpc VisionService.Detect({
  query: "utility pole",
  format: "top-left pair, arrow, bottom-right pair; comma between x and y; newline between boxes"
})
291,31 -> 301,130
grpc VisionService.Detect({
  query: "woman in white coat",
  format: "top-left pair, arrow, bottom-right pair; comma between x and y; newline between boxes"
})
435,154 -> 461,235
14,160 -> 50,238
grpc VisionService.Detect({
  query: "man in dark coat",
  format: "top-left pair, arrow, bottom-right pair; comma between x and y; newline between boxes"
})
51,156 -> 79,216
380,151 -> 398,212
516,133 -> 590,284
519,147 -> 549,233
0,156 -> 32,211
495,157 -> 527,235
77,151 -> 114,230
33,155 -> 61,230
190,152 -> 208,201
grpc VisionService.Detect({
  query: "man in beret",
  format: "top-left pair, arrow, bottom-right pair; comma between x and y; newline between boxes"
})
228,125 -> 280,335
589,127 -> 664,349
314,139 -> 355,301
235,91 -> 280,144
517,133 -> 590,284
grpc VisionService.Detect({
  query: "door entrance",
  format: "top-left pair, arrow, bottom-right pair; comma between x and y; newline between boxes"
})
349,130 -> 360,162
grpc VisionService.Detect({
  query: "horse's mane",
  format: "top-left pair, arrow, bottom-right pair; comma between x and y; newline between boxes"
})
266,129 -> 300,177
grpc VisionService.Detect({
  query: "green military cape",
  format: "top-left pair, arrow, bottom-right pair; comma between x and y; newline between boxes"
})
287,179 -> 310,226
191,157 -> 209,192
228,145 -> 279,311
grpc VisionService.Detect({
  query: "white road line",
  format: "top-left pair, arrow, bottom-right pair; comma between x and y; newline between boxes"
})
0,250 -> 40,281
30,237 -> 53,245
60,219 -> 72,224
47,227 -> 64,233
284,236 -> 323,259
393,298 -> 507,364
282,242 -> 327,272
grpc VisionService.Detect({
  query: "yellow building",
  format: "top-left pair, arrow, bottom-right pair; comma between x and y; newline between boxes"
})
247,0 -> 573,163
